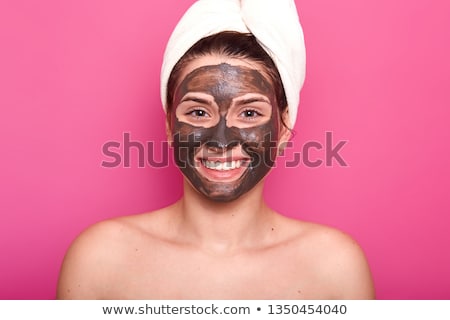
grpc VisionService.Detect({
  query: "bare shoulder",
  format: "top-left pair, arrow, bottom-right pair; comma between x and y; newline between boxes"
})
279,217 -> 375,299
56,207 -> 172,299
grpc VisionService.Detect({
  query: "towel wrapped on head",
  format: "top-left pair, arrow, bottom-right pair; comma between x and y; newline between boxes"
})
160,0 -> 306,128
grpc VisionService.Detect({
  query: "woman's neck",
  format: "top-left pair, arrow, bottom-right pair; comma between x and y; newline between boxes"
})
173,179 -> 277,254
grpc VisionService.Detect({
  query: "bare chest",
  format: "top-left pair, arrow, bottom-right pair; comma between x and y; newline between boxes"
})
106,243 -> 327,299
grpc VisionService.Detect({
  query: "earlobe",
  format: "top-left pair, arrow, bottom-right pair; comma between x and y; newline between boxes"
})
165,117 -> 174,146
277,135 -> 291,156
277,110 -> 292,155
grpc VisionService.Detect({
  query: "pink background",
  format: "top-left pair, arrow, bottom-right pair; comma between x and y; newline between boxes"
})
1,0 -> 449,299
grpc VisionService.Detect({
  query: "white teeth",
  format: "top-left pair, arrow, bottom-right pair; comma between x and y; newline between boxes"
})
202,160 -> 243,171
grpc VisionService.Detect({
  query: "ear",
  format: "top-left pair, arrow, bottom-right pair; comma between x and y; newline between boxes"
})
165,113 -> 173,146
278,109 -> 292,155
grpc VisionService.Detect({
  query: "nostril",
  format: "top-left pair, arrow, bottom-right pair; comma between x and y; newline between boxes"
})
205,140 -> 239,152
205,117 -> 241,151
205,140 -> 226,151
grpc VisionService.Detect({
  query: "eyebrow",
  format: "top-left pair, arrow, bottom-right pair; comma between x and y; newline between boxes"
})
180,93 -> 214,105
233,96 -> 271,106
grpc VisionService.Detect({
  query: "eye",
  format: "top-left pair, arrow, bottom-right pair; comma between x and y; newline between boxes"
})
186,109 -> 210,118
240,109 -> 262,119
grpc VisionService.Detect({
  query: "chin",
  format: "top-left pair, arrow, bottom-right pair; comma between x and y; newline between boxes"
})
201,192 -> 244,203
197,183 -> 247,203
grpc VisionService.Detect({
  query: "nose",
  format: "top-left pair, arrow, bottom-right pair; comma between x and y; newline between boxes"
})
205,117 -> 239,152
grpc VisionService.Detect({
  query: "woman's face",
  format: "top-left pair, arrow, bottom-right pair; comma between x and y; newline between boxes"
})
169,55 -> 283,202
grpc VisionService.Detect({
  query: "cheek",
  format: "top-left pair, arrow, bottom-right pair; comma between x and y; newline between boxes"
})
242,120 -> 279,162
171,114 -> 280,155
240,120 -> 279,145
171,121 -> 213,155
173,122 -> 194,138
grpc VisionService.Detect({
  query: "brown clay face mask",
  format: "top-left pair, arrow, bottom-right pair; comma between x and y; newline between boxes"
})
171,63 -> 280,202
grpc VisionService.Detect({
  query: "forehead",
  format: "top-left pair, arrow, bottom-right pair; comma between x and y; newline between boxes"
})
178,63 -> 273,97
174,56 -> 275,99
178,55 -> 261,80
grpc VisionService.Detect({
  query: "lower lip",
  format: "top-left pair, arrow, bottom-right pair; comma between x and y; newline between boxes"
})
196,160 -> 248,182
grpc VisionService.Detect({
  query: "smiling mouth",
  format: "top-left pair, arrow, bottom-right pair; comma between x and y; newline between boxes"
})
194,157 -> 251,182
201,159 -> 246,171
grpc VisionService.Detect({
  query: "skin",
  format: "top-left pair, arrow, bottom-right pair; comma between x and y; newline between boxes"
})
57,55 -> 375,299
171,63 -> 279,202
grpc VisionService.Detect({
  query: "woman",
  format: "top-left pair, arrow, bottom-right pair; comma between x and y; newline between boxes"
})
57,0 -> 374,299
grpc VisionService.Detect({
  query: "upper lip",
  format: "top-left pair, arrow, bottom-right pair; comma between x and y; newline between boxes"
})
197,156 -> 250,162
194,146 -> 251,163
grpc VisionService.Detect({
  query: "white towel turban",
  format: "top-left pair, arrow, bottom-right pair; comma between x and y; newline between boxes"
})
160,0 -> 306,128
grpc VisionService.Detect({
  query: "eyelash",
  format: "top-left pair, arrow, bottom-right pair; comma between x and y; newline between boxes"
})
240,109 -> 263,118
183,108 -> 264,121
186,109 -> 210,118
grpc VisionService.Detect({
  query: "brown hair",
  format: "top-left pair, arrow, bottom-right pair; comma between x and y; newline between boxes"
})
166,31 -> 288,127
